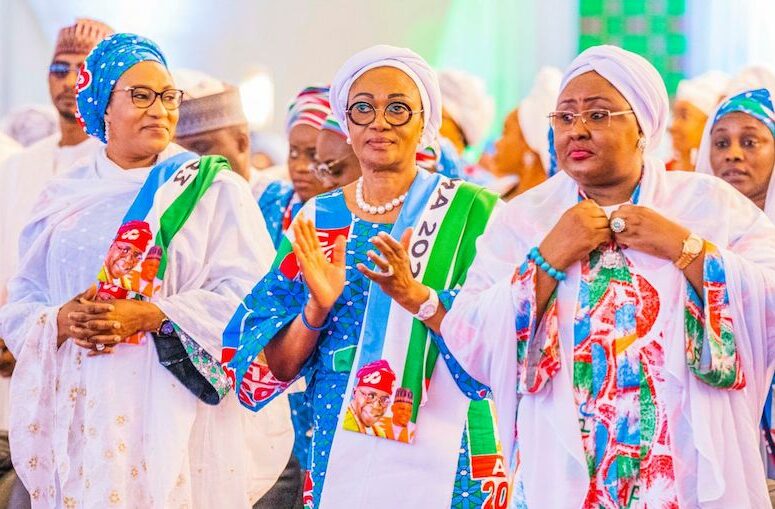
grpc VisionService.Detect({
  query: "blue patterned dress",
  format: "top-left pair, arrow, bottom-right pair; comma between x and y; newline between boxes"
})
226,188 -> 507,508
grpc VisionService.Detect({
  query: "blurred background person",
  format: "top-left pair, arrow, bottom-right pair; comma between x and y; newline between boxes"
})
174,70 -> 302,508
0,18 -> 112,306
0,104 -> 57,147
258,85 -> 334,247
311,113 -> 360,189
490,66 -> 562,200
666,70 -> 729,171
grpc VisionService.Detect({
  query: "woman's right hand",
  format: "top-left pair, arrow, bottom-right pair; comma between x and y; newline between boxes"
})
291,215 -> 346,312
56,286 -> 115,349
539,199 -> 612,270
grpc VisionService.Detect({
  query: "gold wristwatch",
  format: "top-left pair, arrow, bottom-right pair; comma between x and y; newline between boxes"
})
674,233 -> 704,270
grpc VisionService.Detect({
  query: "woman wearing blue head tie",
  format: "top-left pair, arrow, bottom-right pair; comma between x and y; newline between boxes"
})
0,33 -> 286,507
695,86 -> 775,502
696,88 -> 775,216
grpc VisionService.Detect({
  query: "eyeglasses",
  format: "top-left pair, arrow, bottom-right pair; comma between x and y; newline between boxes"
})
548,109 -> 634,130
112,86 -> 184,110
49,61 -> 82,78
346,101 -> 423,127
310,154 -> 350,180
289,147 -> 316,161
356,388 -> 390,407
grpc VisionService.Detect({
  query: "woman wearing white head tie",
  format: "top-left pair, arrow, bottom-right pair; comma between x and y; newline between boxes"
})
491,67 -> 562,200
667,70 -> 729,171
437,68 -> 495,154
224,45 -> 505,508
441,45 -> 775,508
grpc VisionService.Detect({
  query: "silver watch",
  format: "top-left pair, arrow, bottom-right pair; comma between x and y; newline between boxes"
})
413,287 -> 439,321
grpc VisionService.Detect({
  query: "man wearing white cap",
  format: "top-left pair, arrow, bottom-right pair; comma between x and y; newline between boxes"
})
667,70 -> 729,171
174,70 -> 301,508
0,18 -> 112,307
174,70 -> 291,202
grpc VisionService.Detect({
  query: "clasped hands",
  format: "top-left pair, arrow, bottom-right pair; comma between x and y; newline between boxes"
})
539,199 -> 690,271
57,285 -> 165,356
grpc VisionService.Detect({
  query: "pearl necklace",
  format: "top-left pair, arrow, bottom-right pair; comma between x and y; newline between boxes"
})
355,177 -> 407,215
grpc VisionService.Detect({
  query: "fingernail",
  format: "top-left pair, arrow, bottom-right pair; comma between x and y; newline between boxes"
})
378,231 -> 389,238
107,305 -> 115,312
369,237 -> 377,243
113,322 -> 120,329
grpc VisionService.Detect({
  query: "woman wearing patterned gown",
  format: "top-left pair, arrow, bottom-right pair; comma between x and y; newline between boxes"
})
441,45 -> 775,508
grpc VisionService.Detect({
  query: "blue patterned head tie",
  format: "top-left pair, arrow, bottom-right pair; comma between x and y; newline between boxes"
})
713,88 -> 775,140
75,33 -> 168,143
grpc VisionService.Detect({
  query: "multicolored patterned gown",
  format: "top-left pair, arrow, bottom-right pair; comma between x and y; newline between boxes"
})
440,163 -> 774,508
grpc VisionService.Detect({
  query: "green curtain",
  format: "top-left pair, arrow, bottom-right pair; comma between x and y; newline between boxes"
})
579,0 -> 686,95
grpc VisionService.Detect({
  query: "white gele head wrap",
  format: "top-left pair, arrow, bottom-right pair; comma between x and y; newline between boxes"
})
517,66 -> 562,169
675,70 -> 730,116
329,44 -> 442,148
559,45 -> 670,154
437,68 -> 495,147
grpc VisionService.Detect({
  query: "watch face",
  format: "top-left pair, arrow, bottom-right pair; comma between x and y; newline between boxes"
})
160,320 -> 175,335
417,302 -> 435,320
685,236 -> 703,254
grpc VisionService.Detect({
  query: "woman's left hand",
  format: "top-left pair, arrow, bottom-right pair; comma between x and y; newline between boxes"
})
68,299 -> 166,354
357,229 -> 429,314
610,204 -> 689,261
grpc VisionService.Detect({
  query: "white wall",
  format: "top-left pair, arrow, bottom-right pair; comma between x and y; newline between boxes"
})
1,0 -> 52,113
685,0 -> 775,78
0,0 -> 578,135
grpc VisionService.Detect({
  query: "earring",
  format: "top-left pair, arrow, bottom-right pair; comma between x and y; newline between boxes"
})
637,137 -> 647,151
346,137 -> 352,145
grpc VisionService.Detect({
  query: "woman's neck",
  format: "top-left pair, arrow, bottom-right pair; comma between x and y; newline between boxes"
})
360,163 -> 417,204
580,167 -> 643,206
672,148 -> 695,171
106,145 -> 158,170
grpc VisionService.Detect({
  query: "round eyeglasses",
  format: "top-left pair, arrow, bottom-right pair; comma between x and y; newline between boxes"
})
346,101 -> 423,127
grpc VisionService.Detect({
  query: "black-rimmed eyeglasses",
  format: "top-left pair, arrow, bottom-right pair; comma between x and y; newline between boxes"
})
346,101 -> 423,127
111,86 -> 184,110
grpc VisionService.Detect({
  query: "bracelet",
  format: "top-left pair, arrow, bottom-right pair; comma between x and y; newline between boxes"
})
300,302 -> 331,331
527,247 -> 567,282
